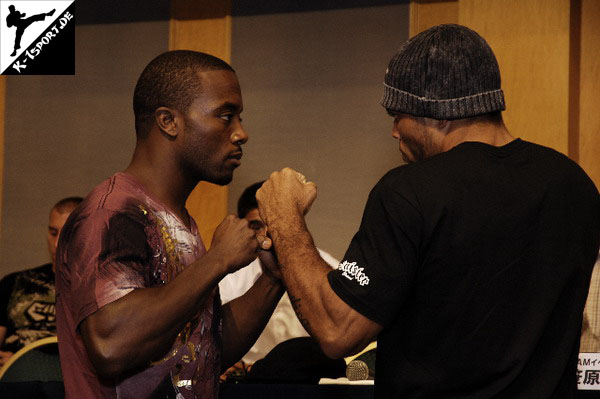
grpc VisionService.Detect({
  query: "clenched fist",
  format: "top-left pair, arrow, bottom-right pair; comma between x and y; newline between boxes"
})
256,167 -> 317,227
209,214 -> 261,274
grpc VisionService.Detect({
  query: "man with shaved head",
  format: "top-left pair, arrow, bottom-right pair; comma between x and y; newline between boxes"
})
56,51 -> 284,398
0,196 -> 81,366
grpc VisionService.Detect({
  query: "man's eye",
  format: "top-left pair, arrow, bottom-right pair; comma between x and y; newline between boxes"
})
249,222 -> 263,231
220,114 -> 232,122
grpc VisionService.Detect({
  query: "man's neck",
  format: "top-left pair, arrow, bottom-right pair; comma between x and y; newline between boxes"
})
441,121 -> 515,153
124,144 -> 196,228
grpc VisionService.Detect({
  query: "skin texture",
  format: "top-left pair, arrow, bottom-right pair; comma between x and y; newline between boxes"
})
79,69 -> 285,379
0,205 -> 76,366
256,115 -> 514,358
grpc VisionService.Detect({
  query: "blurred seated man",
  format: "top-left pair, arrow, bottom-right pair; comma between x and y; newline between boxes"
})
0,196 -> 82,366
219,182 -> 338,365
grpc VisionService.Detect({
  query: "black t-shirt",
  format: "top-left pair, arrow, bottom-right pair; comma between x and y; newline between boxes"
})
329,139 -> 600,398
0,263 -> 56,352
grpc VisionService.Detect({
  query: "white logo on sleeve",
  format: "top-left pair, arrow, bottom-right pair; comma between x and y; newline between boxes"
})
338,260 -> 370,286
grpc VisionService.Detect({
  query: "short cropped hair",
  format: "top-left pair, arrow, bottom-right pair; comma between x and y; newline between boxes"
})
52,196 -> 83,214
237,181 -> 265,218
471,111 -> 504,126
133,50 -> 235,139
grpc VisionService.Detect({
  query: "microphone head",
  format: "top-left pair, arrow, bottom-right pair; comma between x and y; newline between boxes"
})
346,359 -> 369,381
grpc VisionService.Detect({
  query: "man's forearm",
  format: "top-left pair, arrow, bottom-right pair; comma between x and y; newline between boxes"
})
269,216 -> 381,358
221,273 -> 284,370
268,217 -> 342,345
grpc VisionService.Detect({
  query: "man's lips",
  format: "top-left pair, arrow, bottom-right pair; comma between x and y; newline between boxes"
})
227,151 -> 243,166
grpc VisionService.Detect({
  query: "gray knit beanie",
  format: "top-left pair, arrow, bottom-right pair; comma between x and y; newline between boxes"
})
381,24 -> 505,120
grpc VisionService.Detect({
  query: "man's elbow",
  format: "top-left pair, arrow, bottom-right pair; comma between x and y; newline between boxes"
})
318,331 -> 358,359
85,339 -> 128,379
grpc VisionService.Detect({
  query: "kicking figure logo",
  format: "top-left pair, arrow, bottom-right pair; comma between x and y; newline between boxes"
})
6,4 -> 55,56
0,1 -> 75,75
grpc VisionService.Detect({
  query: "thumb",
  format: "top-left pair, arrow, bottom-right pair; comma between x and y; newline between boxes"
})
257,235 -> 272,251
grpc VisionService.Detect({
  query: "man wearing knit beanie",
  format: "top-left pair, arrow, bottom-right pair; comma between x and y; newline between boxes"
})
257,24 -> 600,398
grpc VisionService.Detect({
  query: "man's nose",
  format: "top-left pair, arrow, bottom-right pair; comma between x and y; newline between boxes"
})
232,124 -> 248,145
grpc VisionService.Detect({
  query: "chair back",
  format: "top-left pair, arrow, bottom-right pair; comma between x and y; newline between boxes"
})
0,336 -> 62,382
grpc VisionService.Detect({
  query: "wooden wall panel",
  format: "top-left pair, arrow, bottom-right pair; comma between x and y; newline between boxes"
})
169,0 -> 232,248
459,0 -> 571,154
578,0 -> 600,188
409,0 -> 458,37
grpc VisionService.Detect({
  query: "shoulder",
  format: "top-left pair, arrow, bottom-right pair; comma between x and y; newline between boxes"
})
524,141 -> 598,193
65,174 -> 154,234
369,165 -> 423,209
59,176 -> 166,262
78,174 -> 148,214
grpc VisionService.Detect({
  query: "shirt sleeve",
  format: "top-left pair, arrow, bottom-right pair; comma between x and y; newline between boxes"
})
62,208 -> 153,327
328,171 -> 422,327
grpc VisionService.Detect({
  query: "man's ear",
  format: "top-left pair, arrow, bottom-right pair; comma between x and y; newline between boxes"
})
154,107 -> 180,139
424,117 -> 450,133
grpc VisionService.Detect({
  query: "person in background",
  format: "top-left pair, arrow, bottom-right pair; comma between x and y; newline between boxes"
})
219,181 -> 338,366
0,196 -> 82,366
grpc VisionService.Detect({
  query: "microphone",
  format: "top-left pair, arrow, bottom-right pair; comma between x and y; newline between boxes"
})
345,348 -> 376,380
346,359 -> 372,381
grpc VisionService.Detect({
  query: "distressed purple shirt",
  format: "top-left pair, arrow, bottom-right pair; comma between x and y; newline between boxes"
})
56,172 -> 221,398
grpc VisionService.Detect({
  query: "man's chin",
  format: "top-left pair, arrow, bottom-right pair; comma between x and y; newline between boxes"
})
208,173 -> 234,186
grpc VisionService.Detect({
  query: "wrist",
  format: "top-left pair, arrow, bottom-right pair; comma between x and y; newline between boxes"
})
201,249 -> 231,280
259,271 -> 284,290
267,212 -> 304,243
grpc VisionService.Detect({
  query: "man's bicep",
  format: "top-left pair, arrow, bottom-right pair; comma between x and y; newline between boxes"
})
78,288 -> 144,377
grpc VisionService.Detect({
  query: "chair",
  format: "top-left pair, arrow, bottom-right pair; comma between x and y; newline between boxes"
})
0,336 -> 62,382
0,336 -> 64,399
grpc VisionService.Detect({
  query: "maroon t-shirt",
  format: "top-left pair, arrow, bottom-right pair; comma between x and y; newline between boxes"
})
56,172 -> 221,398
